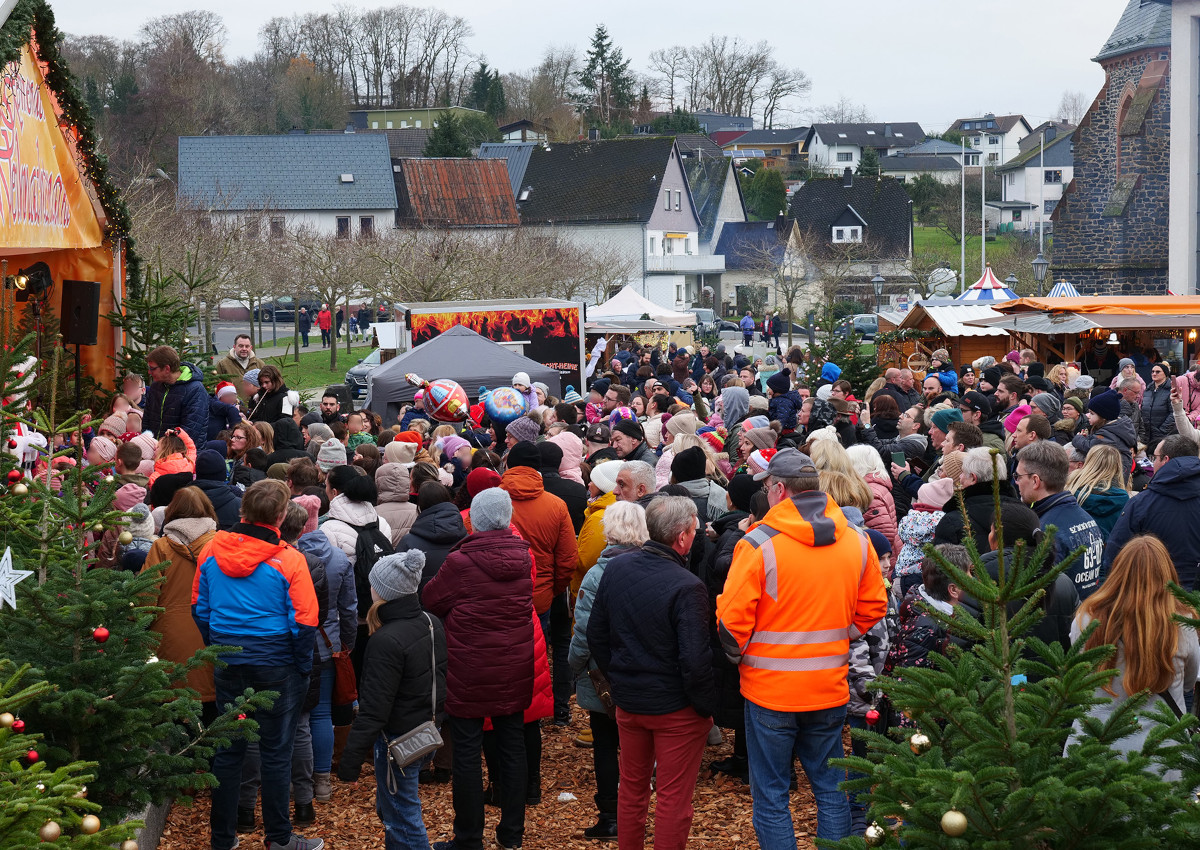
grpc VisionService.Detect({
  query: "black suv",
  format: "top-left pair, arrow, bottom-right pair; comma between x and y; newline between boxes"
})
255,298 -> 322,323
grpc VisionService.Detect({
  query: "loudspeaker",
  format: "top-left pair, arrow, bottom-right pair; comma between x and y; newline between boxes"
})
61,280 -> 100,346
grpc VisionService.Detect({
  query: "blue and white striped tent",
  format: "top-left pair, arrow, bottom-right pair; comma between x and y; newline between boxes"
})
956,264 -> 1017,302
1047,279 -> 1081,298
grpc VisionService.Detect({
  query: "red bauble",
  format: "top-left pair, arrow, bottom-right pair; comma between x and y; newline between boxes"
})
6,469 -> 21,484
6,438 -> 15,448
26,749 -> 38,762
12,719 -> 25,732
238,714 -> 246,720
92,626 -> 110,643
865,709 -> 880,725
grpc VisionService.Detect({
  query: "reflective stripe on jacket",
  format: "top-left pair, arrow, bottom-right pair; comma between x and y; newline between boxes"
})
716,491 -> 888,712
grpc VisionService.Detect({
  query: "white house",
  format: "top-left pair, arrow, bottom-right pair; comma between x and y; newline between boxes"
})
946,114 -> 1032,166
994,124 -> 1075,233
177,132 -> 397,238
807,123 -> 926,173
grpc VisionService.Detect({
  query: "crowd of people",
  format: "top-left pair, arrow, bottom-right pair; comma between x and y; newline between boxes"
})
57,331 -> 1200,850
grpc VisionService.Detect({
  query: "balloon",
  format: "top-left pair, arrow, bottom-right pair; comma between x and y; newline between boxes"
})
405,373 -> 469,422
484,386 -> 529,424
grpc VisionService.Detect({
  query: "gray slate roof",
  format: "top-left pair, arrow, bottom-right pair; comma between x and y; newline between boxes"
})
811,123 -> 925,148
724,127 -> 811,146
881,154 -> 961,172
901,138 -> 966,156
685,156 -> 742,244
478,142 -> 535,196
178,134 -> 397,211
1096,0 -> 1171,61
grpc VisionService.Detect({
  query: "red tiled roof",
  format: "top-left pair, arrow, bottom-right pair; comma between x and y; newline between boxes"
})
394,158 -> 519,227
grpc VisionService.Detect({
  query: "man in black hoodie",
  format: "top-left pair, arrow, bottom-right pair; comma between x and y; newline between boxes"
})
195,449 -> 243,530
537,442 -> 588,533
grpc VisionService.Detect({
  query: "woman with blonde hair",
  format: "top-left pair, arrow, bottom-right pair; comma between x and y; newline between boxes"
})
253,420 -> 275,455
819,469 -> 873,518
1070,535 -> 1199,770
847,444 -> 901,555
809,437 -> 856,478
1066,443 -> 1131,534
863,376 -> 886,405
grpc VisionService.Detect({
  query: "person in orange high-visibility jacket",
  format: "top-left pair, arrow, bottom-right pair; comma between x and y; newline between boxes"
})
716,448 -> 887,847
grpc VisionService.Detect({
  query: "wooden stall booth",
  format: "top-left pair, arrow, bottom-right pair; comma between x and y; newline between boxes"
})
875,299 -> 1012,373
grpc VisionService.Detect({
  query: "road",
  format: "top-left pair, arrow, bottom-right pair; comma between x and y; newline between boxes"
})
200,320 -> 360,358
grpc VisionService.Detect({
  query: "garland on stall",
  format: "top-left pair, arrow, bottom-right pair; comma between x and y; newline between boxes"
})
0,0 -> 141,291
873,328 -> 945,347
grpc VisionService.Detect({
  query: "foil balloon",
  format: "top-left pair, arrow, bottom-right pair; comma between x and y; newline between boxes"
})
405,373 -> 469,422
484,386 -> 529,424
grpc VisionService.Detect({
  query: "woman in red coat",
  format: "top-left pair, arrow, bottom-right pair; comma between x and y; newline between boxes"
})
316,305 -> 333,348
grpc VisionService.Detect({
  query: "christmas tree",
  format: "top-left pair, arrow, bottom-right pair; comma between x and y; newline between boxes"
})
0,661 -> 138,847
105,265 -> 205,390
0,336 -> 272,824
828,465 -> 1200,848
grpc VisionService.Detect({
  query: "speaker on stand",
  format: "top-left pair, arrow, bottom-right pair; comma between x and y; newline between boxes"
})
61,280 -> 101,411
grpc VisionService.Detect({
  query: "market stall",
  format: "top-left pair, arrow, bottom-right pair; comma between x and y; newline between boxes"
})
875,299 -> 1010,372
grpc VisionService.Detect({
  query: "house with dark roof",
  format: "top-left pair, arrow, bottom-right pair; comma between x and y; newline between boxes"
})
514,137 -> 725,310
177,133 -> 397,239
691,109 -> 753,134
807,123 -> 925,173
946,113 -> 1032,165
499,119 -> 549,143
350,105 -> 485,131
721,128 -> 811,170
392,158 -> 518,228
880,154 -> 963,185
994,124 -> 1075,232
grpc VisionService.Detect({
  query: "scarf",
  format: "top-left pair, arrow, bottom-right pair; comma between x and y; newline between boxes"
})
164,516 -> 217,547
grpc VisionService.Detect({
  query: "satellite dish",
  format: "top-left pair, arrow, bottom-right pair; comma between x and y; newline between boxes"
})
927,268 -> 958,296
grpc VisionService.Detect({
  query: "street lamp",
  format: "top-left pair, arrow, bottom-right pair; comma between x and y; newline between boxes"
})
1031,252 -> 1049,297
1004,273 -> 1018,294
871,273 -> 885,311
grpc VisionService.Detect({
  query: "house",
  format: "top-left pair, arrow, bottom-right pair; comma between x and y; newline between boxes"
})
1053,0 -> 1170,294
512,137 -> 725,311
899,137 -> 980,165
674,134 -> 725,158
1170,0 -> 1200,294
994,124 -> 1075,232
685,154 -> 748,309
1018,121 -> 1075,154
714,218 -> 809,315
946,114 -> 1032,166
807,123 -> 926,173
499,119 -> 549,143
177,133 -> 397,238
391,158 -> 518,228
692,109 -> 753,134
349,105 -> 486,131
721,128 -> 811,170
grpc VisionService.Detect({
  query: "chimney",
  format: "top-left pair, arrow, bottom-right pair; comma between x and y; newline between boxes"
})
588,128 -> 600,141
344,122 -> 355,134
775,211 -> 788,230
843,167 -> 853,188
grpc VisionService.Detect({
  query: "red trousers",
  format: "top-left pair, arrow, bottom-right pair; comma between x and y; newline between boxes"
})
616,705 -> 712,850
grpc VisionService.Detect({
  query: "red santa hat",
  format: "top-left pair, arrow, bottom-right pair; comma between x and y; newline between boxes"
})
215,381 -> 238,400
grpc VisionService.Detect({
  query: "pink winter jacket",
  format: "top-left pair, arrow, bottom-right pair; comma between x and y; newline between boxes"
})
1176,371 -> 1200,425
862,472 -> 901,557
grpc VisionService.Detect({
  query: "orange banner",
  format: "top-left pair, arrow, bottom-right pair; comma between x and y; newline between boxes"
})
0,45 -> 102,250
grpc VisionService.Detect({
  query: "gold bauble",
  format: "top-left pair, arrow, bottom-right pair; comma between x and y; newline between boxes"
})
0,711 -> 13,727
941,809 -> 968,837
122,842 -> 139,850
104,475 -> 115,484
39,821 -> 61,841
80,814 -> 101,834
864,821 -> 887,846
909,732 -> 932,754
92,523 -> 104,533
12,482 -> 27,496
118,531 -> 133,545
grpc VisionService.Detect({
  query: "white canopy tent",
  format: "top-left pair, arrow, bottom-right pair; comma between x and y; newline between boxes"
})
589,285 -> 697,327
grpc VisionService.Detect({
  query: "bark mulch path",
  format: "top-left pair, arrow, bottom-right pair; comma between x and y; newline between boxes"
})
160,704 -> 823,848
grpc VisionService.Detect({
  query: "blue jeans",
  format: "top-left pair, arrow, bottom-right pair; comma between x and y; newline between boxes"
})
312,666 -> 335,772
211,664 -> 306,849
745,701 -> 850,848
846,714 -> 869,835
373,736 -> 428,849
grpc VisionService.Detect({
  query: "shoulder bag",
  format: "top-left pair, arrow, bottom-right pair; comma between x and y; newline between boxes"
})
385,613 -> 443,787
318,626 -> 357,707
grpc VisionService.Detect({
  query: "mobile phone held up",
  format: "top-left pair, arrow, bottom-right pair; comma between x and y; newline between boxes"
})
892,451 -> 906,469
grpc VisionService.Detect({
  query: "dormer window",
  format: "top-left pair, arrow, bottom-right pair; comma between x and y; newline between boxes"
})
838,133 -> 847,138
866,130 -> 876,135
833,226 -> 862,243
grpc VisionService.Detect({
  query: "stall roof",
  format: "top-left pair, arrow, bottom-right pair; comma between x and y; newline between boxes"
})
964,312 -> 1200,334
589,285 -> 696,326
899,303 -> 1010,337
586,320 -> 678,332
988,296 -> 1200,315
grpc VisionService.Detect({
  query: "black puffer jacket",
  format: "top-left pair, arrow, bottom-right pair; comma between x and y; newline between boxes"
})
144,361 -> 210,439
959,548 -> 1079,658
541,470 -> 588,534
588,541 -> 718,718
193,478 -> 243,531
337,594 -> 447,780
704,511 -> 749,728
933,480 -> 1020,553
1141,381 -> 1177,444
299,549 -> 330,713
397,501 -> 467,595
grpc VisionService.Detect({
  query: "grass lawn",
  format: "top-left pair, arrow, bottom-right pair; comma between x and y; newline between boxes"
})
259,343 -> 373,395
913,225 -> 1022,261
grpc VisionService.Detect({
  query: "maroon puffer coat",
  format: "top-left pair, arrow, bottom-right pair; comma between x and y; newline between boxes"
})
421,527 -> 535,718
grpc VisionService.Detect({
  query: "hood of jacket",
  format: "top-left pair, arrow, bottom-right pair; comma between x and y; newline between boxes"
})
327,493 -> 380,526
454,527 -> 533,580
273,417 -> 305,450
207,524 -> 288,577
409,500 -> 467,544
821,362 -> 842,382
376,462 -> 412,504
585,489 -> 616,516
981,418 -> 1006,440
502,465 -> 545,501
1097,417 -> 1137,449
1075,486 -> 1129,519
164,516 -> 216,550
760,490 -> 851,548
1147,456 -> 1200,501
176,362 -> 204,385
297,526 -> 341,565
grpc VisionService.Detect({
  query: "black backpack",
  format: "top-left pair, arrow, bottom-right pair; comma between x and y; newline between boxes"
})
350,521 -> 394,616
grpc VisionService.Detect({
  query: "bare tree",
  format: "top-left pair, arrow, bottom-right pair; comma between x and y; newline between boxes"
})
289,226 -> 375,370
647,46 -> 689,110
730,222 -> 816,349
808,95 -> 874,124
1056,90 -> 1089,124
761,64 -> 810,129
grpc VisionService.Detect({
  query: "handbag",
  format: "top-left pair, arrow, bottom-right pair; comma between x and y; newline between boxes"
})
318,627 -> 358,706
588,665 -> 617,719
385,613 -> 443,787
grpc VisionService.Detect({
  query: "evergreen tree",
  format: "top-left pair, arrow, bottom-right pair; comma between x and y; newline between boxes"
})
468,62 -> 493,112
792,304 -> 878,392
105,265 -> 200,392
745,168 -> 788,220
423,110 -> 472,157
650,107 -> 702,135
824,474 -> 1200,848
857,146 -> 881,176
0,336 -> 271,824
576,24 -> 634,127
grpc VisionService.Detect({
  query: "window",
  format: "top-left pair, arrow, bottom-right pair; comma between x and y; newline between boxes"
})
1012,210 -> 1022,222
269,217 -> 285,239
835,228 -> 844,240
336,216 -> 350,239
676,284 -> 684,302
973,136 -> 982,147
400,120 -> 408,128
371,121 -> 379,129
988,135 -> 999,145
649,237 -> 657,255
415,120 -> 422,128
1044,169 -> 1063,184
664,190 -> 671,210
837,152 -> 853,162
770,148 -> 781,156
360,216 -> 374,237
832,226 -> 862,243
838,132 -> 847,138
1007,173 -> 1016,185
964,122 -> 973,130
986,120 -> 995,128
987,153 -> 999,164
386,121 -> 393,129
866,130 -> 876,135
674,190 -> 681,211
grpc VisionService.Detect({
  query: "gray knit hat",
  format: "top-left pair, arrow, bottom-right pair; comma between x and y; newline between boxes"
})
306,422 -> 334,445
317,438 -> 347,471
369,550 -> 426,601
470,487 -> 513,532
505,416 -> 540,444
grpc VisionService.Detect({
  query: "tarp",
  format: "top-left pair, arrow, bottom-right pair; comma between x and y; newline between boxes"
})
589,285 -> 697,326
364,324 -> 562,424
990,296 -> 1200,316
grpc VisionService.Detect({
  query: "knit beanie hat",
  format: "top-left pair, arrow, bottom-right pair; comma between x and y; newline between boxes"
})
726,473 -> 759,513
471,487 -> 513,532
126,503 -> 156,541
90,435 -> 118,463
268,462 -> 290,480
865,528 -> 892,557
1005,350 -> 1021,364
195,450 -> 227,481
512,371 -> 531,389
1088,390 -> 1121,422
982,366 -> 1003,388
148,471 -> 193,509
1031,392 -> 1062,422
748,394 -> 769,412
1063,396 -> 1085,416
743,415 -> 770,430
700,431 -> 726,453
766,369 -> 792,394
1003,404 -> 1033,434
671,446 -> 707,483
1118,357 -> 1135,371
665,412 -> 698,436
465,466 -> 502,498
505,416 -> 541,444
306,422 -> 334,446
293,493 -> 321,535
536,440 -> 564,471
115,482 -> 147,511
563,385 -> 583,403
1026,362 -> 1045,378
591,378 -> 611,397
916,477 -> 956,510
440,435 -> 470,459
99,413 -> 127,437
930,408 -> 963,433
533,381 -> 549,398
317,438 -> 347,471
589,460 -> 620,493
131,431 -> 157,460
243,368 -> 261,388
611,419 -> 644,440
744,427 -> 778,451
940,450 -> 964,483
507,440 -> 542,470
369,550 -> 426,601
300,411 -> 322,427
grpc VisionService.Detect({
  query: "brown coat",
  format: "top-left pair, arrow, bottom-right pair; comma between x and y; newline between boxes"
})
143,527 -> 217,702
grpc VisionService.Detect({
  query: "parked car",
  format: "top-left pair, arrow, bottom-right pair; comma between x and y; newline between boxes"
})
256,297 -> 321,323
345,348 -> 382,399
692,308 -> 718,336
836,314 -> 878,340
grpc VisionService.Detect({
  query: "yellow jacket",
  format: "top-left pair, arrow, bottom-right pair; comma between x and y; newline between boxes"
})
571,491 -> 616,598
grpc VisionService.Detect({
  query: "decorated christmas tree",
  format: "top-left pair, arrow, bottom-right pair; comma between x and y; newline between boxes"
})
828,466 -> 1200,848
0,335 -> 272,825
105,264 -> 203,388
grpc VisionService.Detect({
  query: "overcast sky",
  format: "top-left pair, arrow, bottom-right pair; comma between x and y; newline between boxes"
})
50,0 -> 1132,133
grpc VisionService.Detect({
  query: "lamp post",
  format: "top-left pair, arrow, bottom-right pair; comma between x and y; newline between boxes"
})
871,273 -> 885,312
1031,252 -> 1049,297
1004,273 -> 1019,295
